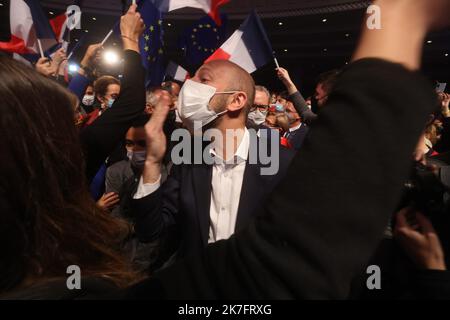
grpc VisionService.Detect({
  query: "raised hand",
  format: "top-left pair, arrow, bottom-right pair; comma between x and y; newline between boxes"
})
50,47 -> 67,74
276,67 -> 297,94
120,4 -> 145,52
394,207 -> 446,270
142,91 -> 173,184
35,57 -> 54,77
80,43 -> 103,70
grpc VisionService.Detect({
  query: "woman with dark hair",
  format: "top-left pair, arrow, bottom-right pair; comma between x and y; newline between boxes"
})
83,76 -> 121,127
0,54 -> 138,297
0,4 -> 145,298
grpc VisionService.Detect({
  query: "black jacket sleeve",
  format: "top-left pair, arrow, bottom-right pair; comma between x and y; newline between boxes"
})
413,269 -> 450,299
132,165 -> 181,243
289,91 -> 318,125
125,58 -> 437,299
80,50 -> 146,183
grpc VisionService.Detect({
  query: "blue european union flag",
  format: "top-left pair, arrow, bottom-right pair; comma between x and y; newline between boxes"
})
137,0 -> 165,87
178,14 -> 227,67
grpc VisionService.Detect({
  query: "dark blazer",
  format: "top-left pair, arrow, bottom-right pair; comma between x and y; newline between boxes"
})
132,138 -> 295,259
286,123 -> 309,150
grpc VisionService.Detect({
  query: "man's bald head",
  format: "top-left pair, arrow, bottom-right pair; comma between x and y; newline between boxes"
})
198,60 -> 255,114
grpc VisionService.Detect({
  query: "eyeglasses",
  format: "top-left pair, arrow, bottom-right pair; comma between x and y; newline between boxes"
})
250,104 -> 269,112
125,139 -> 146,148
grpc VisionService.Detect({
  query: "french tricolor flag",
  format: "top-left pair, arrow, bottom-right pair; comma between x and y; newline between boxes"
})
50,13 -> 68,43
151,0 -> 229,25
165,61 -> 190,82
0,0 -> 57,55
205,11 -> 274,74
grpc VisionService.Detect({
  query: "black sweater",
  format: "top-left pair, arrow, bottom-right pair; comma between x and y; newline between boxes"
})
124,58 -> 440,299
289,90 -> 318,125
79,50 -> 146,183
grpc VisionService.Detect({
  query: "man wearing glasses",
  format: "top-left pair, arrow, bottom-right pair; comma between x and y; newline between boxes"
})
247,85 -> 271,130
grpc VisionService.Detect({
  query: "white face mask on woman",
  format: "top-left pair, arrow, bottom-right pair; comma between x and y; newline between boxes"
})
82,94 -> 95,106
177,79 -> 238,131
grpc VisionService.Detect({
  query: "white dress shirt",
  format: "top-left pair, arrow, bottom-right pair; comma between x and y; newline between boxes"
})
133,128 -> 250,244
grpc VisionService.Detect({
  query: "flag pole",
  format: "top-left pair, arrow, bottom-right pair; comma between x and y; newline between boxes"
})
101,30 -> 114,46
274,57 -> 280,69
37,39 -> 45,58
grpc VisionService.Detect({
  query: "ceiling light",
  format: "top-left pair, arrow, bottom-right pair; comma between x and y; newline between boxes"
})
427,40 -> 432,44
446,53 -> 449,57
84,30 -> 89,33
284,49 -> 288,52
345,33 -> 350,37
167,23 -> 172,26
278,22 -> 283,26
92,17 -> 96,21
322,18 -> 327,22
49,11 -> 54,15
103,50 -> 119,65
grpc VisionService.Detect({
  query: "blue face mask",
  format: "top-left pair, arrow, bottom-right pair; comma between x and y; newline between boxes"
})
275,103 -> 285,112
107,98 -> 115,108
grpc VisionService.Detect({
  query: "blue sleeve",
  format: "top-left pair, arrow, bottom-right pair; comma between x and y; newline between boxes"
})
68,73 -> 91,100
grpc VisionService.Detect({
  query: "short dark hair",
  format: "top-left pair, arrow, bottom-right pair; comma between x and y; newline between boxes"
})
93,75 -> 120,98
278,91 -> 290,101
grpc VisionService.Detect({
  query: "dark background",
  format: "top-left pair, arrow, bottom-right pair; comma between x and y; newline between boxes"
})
1,0 -> 449,97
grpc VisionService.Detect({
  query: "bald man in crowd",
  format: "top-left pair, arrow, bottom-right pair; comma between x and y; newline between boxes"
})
131,59 -> 295,262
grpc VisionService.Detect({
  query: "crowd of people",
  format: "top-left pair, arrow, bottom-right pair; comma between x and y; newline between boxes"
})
1,0 -> 450,300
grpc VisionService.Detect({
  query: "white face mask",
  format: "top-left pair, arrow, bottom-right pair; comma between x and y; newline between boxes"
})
248,109 -> 267,126
127,150 -> 146,169
82,94 -> 95,106
177,79 -> 238,131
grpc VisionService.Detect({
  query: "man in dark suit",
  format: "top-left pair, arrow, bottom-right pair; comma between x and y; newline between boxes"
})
276,91 -> 309,150
285,104 -> 309,150
131,60 -> 295,260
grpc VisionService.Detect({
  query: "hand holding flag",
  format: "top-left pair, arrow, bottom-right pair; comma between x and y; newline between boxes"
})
79,43 -> 102,76
120,3 -> 145,51
35,57 -> 54,77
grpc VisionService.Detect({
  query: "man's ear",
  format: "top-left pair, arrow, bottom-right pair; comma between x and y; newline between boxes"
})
226,92 -> 248,112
